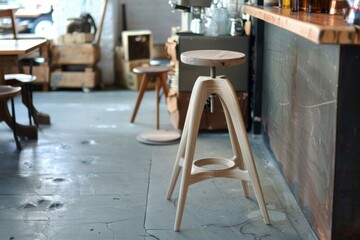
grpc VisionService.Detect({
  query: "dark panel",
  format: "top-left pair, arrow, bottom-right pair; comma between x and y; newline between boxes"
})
252,18 -> 264,134
262,23 -> 339,240
178,91 -> 249,130
178,35 -> 250,92
333,45 -> 360,240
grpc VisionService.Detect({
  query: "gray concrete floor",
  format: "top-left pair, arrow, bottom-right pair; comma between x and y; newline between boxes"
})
0,90 -> 318,240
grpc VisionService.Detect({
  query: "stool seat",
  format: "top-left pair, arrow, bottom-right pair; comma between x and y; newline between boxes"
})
180,50 -> 245,67
0,85 -> 21,97
133,66 -> 171,75
0,85 -> 22,150
4,74 -> 36,83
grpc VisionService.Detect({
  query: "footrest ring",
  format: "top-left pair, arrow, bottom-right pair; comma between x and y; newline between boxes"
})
193,157 -> 235,172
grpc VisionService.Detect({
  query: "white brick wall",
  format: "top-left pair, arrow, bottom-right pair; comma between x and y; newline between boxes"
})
51,0 -> 180,86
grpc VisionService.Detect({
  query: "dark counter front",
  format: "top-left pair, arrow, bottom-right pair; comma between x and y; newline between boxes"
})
243,5 -> 360,240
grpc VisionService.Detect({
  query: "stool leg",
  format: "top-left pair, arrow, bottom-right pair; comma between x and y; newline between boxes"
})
217,79 -> 270,224
10,98 -> 22,151
166,100 -> 192,200
155,76 -> 160,130
166,78 -> 206,200
173,80 -> 209,231
220,96 -> 249,197
159,73 -> 169,98
130,74 -> 149,123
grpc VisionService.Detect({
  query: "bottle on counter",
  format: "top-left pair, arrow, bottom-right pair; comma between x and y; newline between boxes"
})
283,0 -> 291,8
307,0 -> 322,12
291,0 -> 299,11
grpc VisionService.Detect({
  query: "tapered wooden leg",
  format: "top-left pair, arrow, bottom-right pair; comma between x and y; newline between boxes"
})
130,74 -> 149,123
155,77 -> 160,129
10,98 -> 21,150
218,79 -> 270,224
172,79 -> 209,231
220,97 -> 249,197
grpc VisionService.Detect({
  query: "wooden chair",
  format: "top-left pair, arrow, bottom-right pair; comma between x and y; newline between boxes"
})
0,8 -> 18,38
0,85 -> 22,150
0,7 -> 45,126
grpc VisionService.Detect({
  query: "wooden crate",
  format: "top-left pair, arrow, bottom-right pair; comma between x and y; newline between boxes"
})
51,44 -> 100,65
50,68 -> 99,89
118,59 -> 156,91
57,33 -> 94,44
23,64 -> 50,91
121,30 -> 152,61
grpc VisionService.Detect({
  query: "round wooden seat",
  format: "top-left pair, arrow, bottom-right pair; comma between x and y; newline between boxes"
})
0,85 -> 21,97
4,73 -> 36,83
133,66 -> 171,75
180,50 -> 245,67
4,73 -> 37,126
181,50 -> 245,78
0,85 -> 22,150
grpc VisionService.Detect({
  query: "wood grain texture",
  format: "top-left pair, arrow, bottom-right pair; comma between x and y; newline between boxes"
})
242,5 -> 360,44
0,39 -> 47,55
181,50 -> 246,67
262,23 -> 338,239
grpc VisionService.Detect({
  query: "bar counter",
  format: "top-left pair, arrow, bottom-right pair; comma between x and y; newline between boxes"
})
243,4 -> 360,44
243,4 -> 360,240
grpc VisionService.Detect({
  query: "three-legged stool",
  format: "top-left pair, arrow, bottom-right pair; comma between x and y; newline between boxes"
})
130,66 -> 180,144
166,50 -> 271,231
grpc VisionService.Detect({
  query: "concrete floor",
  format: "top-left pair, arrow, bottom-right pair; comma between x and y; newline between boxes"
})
0,90 -> 318,240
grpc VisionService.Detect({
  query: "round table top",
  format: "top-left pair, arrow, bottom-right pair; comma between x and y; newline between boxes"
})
180,50 -> 246,67
133,66 -> 172,74
0,85 -> 21,98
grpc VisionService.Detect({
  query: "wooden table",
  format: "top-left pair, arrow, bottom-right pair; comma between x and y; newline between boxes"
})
0,39 -> 48,139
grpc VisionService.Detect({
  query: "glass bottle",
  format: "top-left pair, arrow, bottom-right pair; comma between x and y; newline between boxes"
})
299,0 -> 308,11
291,0 -> 299,11
307,0 -> 322,12
283,0 -> 291,8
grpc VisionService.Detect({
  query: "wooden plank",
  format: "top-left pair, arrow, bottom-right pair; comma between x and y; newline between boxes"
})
242,5 -> 360,44
94,0 -> 108,47
50,69 -> 99,89
57,33 -> 94,44
51,44 -> 100,65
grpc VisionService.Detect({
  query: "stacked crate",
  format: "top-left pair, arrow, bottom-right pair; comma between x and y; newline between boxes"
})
50,34 -> 100,90
50,0 -> 108,90
117,30 -> 153,90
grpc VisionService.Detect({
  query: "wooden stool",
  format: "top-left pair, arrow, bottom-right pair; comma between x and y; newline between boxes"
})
5,73 -> 37,126
130,66 -> 170,130
131,66 -> 181,145
166,50 -> 270,231
0,85 -> 22,150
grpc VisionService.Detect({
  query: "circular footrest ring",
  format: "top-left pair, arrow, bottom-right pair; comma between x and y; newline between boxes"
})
193,157 -> 235,172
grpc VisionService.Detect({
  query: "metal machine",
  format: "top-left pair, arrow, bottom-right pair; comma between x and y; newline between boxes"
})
169,0 -> 212,34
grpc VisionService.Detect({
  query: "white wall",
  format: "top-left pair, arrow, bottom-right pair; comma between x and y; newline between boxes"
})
114,0 -> 181,44
51,0 -> 181,86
